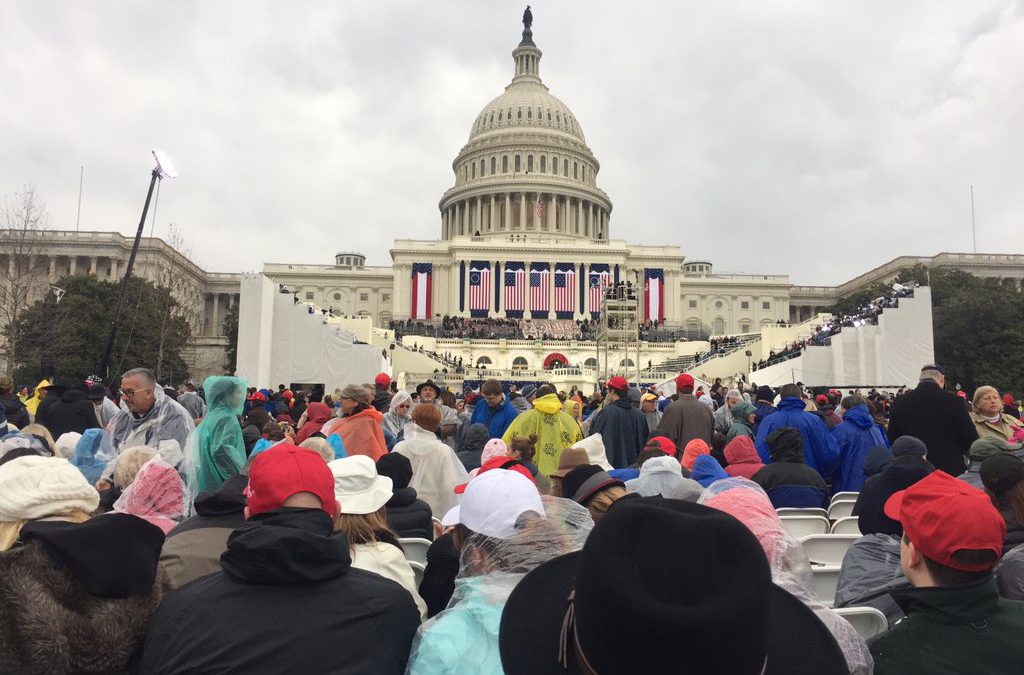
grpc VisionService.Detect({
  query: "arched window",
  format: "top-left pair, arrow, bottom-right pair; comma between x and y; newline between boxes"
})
527,155 -> 533,172
498,111 -> 503,121
713,318 -> 725,335
476,356 -> 493,366
563,159 -> 569,176
512,356 -> 529,371
540,156 -> 546,173
515,155 -> 521,172
620,358 -> 635,367
480,159 -> 485,176
740,321 -> 752,333
584,357 -> 598,368
491,157 -> 496,174
556,112 -> 561,125
503,156 -> 509,173
551,156 -> 556,173
573,162 -> 578,179
547,110 -> 552,122
489,113 -> 494,125
471,163 -> 476,179
517,108 -> 522,120
686,319 -> 700,332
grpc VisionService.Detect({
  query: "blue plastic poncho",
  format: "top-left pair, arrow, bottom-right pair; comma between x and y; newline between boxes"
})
691,454 -> 730,488
326,433 -> 347,459
71,428 -> 113,485
191,376 -> 247,494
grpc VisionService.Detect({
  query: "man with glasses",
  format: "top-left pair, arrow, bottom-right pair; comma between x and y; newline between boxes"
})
110,367 -> 195,468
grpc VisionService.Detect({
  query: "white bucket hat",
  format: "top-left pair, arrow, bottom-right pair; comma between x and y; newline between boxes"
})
328,455 -> 393,515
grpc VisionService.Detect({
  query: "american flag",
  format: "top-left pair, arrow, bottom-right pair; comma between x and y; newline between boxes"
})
469,263 -> 491,312
589,265 -> 611,314
504,264 -> 526,312
535,199 -> 544,219
555,264 -> 575,315
530,264 -> 550,312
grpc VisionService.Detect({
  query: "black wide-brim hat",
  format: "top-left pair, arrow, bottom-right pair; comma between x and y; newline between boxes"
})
416,380 -> 442,397
500,500 -> 848,675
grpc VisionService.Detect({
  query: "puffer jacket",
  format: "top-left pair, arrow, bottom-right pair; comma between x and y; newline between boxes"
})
384,487 -> 433,540
752,427 -> 828,508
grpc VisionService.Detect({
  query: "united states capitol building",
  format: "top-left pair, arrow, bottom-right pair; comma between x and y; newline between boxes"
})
30,12 -> 1024,385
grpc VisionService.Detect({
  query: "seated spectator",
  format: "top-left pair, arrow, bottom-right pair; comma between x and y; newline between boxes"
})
298,436 -> 337,463
723,435 -> 765,479
392,404 -> 469,518
626,455 -> 702,500
409,470 -> 591,673
681,438 -> 711,471
0,456 -> 168,673
454,422 -> 491,471
643,435 -> 677,463
868,471 -> 1024,673
856,436 -> 935,536
701,479 -> 874,674
113,456 -> 192,534
508,434 -> 551,494
751,428 -> 828,509
467,437 -> 509,479
855,445 -> 893,501
294,401 -> 333,444
376,452 -> 433,540
549,446 -> 589,497
567,433 -> 613,471
692,453 -> 730,488
322,384 -> 388,461
330,455 -> 427,619
139,445 -> 420,674
160,472 -> 249,589
499,497 -> 849,674
960,436 -> 1020,489
419,532 -> 459,619
980,454 -> 1024,554
54,431 -> 82,459
834,533 -> 909,624
832,395 -> 890,493
997,543 -> 1024,601
96,446 -> 157,512
69,428 -> 112,486
562,465 -> 629,522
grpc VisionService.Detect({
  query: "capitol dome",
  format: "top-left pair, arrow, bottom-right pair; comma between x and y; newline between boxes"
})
439,13 -> 612,242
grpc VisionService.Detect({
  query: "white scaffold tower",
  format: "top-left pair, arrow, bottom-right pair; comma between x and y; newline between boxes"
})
596,282 -> 641,385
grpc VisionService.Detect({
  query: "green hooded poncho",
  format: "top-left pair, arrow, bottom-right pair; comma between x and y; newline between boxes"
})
192,376 -> 247,494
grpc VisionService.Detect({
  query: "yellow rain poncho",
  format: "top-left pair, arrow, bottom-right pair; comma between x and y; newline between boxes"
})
501,394 -> 582,476
25,379 -> 49,415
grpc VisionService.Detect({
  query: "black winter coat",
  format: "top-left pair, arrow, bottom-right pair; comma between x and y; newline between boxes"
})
419,533 -> 460,618
751,427 -> 828,492
372,387 -> 393,413
42,389 -> 100,439
385,487 -> 433,540
0,392 -> 30,428
856,460 -> 934,536
887,380 -> 978,476
139,508 -> 419,675
590,398 -> 650,468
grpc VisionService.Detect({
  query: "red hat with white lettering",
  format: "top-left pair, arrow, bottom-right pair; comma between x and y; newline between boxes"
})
245,444 -> 337,517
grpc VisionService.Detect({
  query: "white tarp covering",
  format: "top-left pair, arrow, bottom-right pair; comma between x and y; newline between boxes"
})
750,287 -> 934,388
236,274 -> 387,390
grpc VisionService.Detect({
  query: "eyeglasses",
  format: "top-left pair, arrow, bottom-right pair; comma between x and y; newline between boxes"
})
119,387 -> 152,398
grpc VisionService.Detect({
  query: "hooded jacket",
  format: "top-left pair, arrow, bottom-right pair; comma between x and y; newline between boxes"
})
0,513 -> 169,675
832,404 -> 890,493
393,423 -> 469,517
868,577 -> 1024,674
691,453 -> 730,488
501,394 -> 583,476
754,397 -> 840,481
590,396 -> 650,469
886,379 -> 978,476
751,427 -> 828,508
295,401 -> 332,444
723,436 -> 765,479
468,396 -> 519,440
138,509 -> 420,675
372,386 -> 393,414
0,391 -> 29,429
159,473 -> 249,589
385,487 -> 434,540
192,376 -> 247,494
42,387 -> 101,439
856,443 -> 935,536
454,423 -> 491,471
726,401 -> 757,442
654,393 -> 715,451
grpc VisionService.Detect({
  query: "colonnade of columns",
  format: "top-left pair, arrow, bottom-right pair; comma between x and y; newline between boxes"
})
441,192 -> 608,240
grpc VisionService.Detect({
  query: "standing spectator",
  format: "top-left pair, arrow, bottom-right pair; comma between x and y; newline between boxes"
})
40,379 -> 100,439
322,384 -> 388,461
110,368 -> 195,467
752,385 -> 777,435
372,373 -> 393,413
415,380 -> 461,445
970,386 -> 1023,442
138,445 -> 420,674
88,382 -> 120,427
590,377 -> 649,469
752,428 -> 829,508
833,395 -> 890,493
868,471 -> 1024,673
176,382 -> 207,422
726,400 -> 757,441
502,384 -> 583,476
886,365 -> 978,477
654,374 -> 714,450
191,376 -> 247,494
0,375 -> 29,429
30,380 -> 65,429
640,393 -> 662,432
713,388 -> 743,435
855,436 -> 935,536
381,391 -> 413,441
294,401 -> 332,444
392,404 -> 468,517
723,436 -> 765,479
1004,393 -> 1020,420
754,383 -> 839,481
468,379 -> 519,439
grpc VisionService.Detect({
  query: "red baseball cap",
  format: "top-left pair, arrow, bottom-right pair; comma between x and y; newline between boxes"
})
248,391 -> 267,402
884,470 -> 1005,571
374,372 -> 392,387
815,394 -> 829,405
605,376 -> 629,392
675,373 -> 695,390
245,444 -> 338,517
454,456 -> 534,494
644,436 -> 677,457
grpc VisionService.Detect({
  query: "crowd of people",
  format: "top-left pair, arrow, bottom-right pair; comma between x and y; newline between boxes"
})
753,285 -> 916,371
392,315 -> 698,344
0,360 -> 1023,673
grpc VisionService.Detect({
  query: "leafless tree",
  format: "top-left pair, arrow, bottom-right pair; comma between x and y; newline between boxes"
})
0,185 -> 51,374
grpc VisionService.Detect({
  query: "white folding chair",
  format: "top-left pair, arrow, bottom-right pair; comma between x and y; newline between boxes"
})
398,537 -> 432,565
833,606 -> 889,639
800,534 -> 860,565
810,565 -> 842,606
408,560 -> 426,590
830,491 -> 859,504
776,507 -> 828,518
779,515 -> 830,539
827,500 -> 856,520
830,516 -> 862,535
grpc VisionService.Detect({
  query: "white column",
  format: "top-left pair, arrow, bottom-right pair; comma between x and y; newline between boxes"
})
69,257 -> 77,275
519,193 -> 526,230
475,198 -> 482,235
504,193 -> 511,231
110,258 -> 120,279
212,294 -> 221,335
489,195 -> 496,232
47,256 -> 55,282
89,257 -> 97,275
576,198 -> 582,234
546,194 -> 553,231
454,201 -> 462,236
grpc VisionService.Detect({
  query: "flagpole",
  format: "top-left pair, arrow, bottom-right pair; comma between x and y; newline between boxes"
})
970,185 -> 976,253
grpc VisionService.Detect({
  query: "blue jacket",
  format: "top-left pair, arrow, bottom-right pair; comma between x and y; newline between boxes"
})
691,454 -> 730,488
754,397 -> 840,480
469,398 -> 519,440
753,402 -> 776,436
832,404 -> 889,493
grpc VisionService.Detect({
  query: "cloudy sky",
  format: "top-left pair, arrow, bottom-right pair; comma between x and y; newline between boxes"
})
3,1 -> 1022,285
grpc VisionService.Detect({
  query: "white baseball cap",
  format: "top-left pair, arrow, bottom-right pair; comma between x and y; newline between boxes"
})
442,468 -> 544,539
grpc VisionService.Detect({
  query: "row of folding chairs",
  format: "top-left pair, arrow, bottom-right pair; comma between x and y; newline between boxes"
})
779,514 -> 862,538
777,501 -> 856,521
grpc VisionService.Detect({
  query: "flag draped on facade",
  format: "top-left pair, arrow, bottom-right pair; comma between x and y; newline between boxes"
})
645,268 -> 665,322
469,261 -> 491,317
504,262 -> 527,317
588,263 -> 611,316
530,262 -> 550,317
555,262 -> 576,318
411,263 -> 432,320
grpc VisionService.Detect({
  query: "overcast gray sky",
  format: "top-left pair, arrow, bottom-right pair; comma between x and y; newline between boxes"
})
3,1 -> 1022,285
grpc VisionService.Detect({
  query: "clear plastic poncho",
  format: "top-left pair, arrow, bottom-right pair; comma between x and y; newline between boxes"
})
110,382 -> 195,467
625,455 -> 703,501
392,422 -> 469,517
0,433 -> 52,461
699,477 -> 873,675
186,376 -> 247,495
407,496 -> 594,674
71,428 -> 113,485
381,390 -> 412,439
113,455 -> 193,534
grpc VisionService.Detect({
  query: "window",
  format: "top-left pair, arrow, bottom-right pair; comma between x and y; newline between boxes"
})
491,157 -> 496,174
515,155 -> 521,172
547,110 -> 551,122
551,156 -> 556,173
688,299 -> 697,309
305,291 -> 314,300
715,301 -> 723,309
360,293 -> 369,302
563,159 -> 568,176
584,357 -> 598,368
517,108 -> 522,120
489,113 -> 494,125
512,356 -> 529,371
480,159 -> 485,176
527,155 -> 533,172
740,321 -> 752,333
527,108 -> 532,120
471,163 -> 475,179
503,156 -> 509,173
540,156 -> 546,173
556,112 -> 561,125
498,111 -> 503,121
741,301 -> 749,309
620,358 -> 635,367
382,293 -> 390,302
713,318 -> 725,335
476,356 -> 492,366
333,292 -> 341,301
573,162 -> 578,179
762,301 -> 771,310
